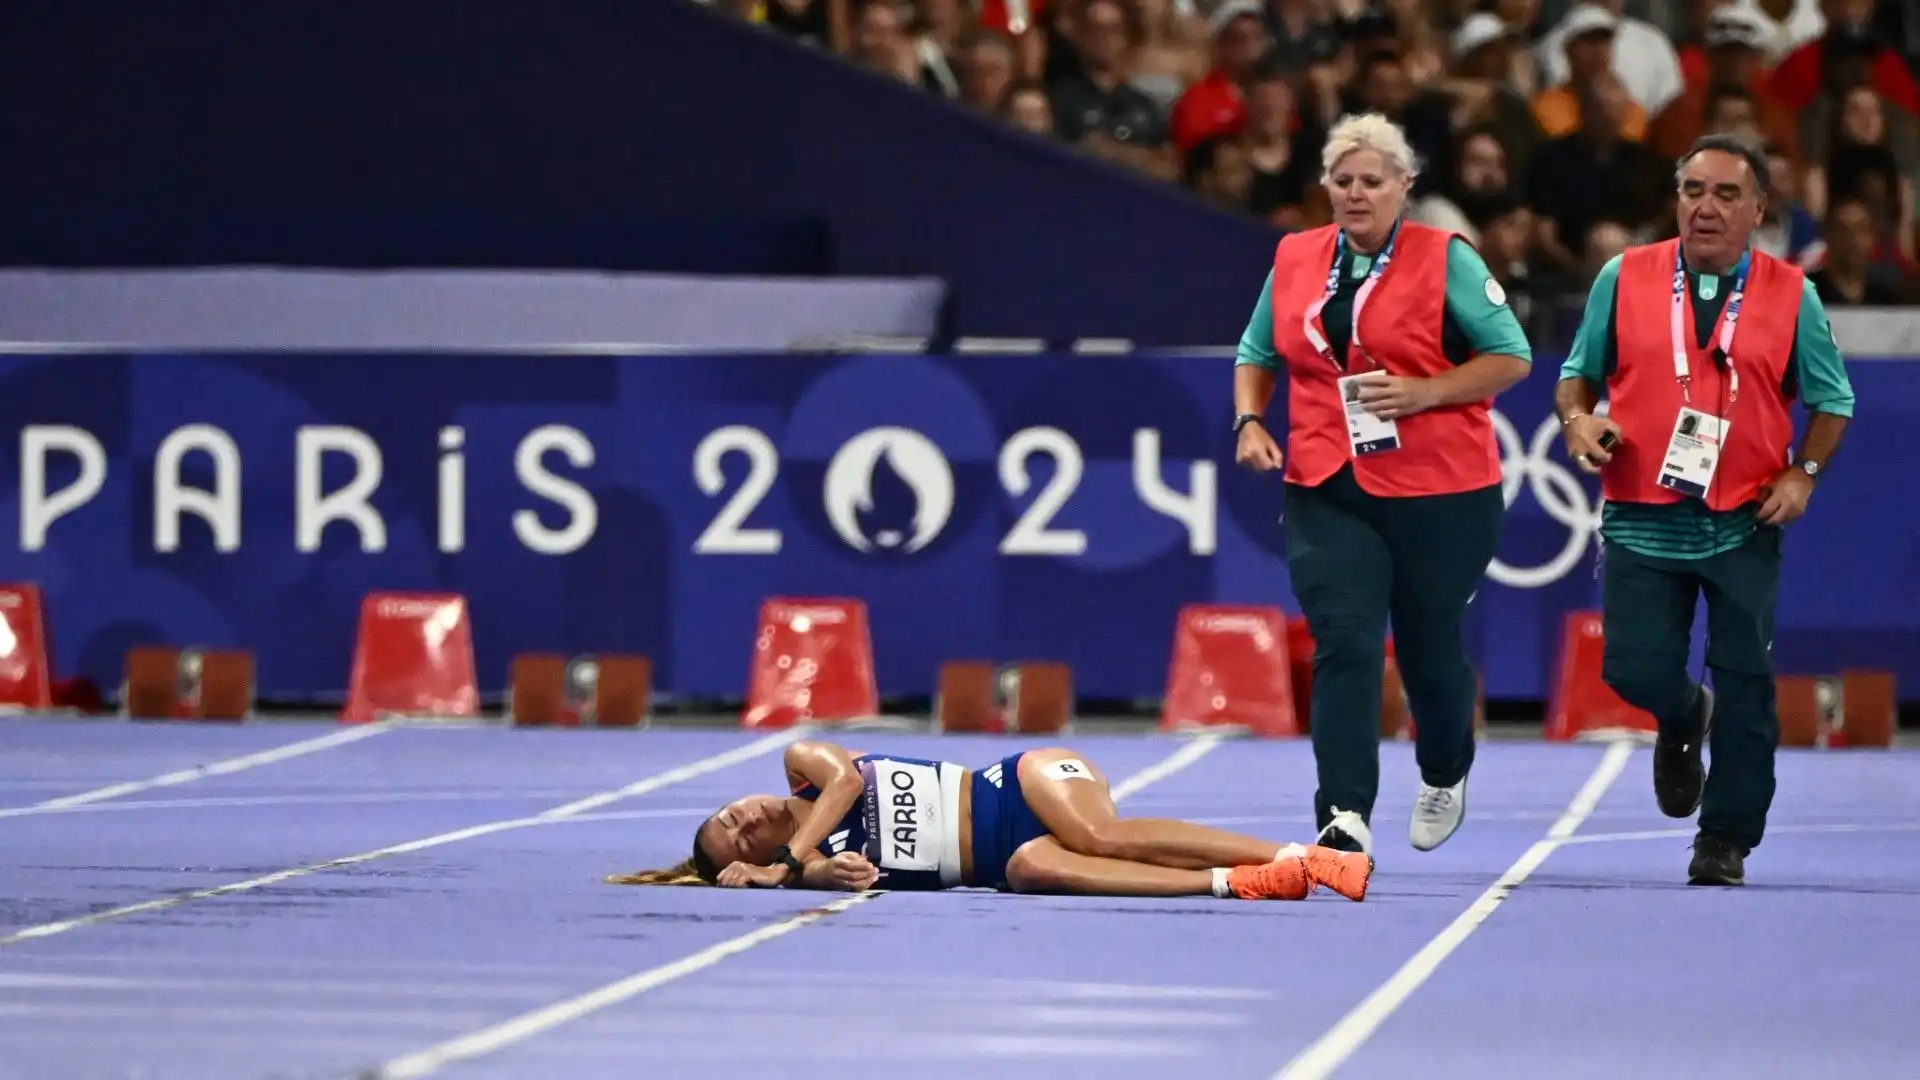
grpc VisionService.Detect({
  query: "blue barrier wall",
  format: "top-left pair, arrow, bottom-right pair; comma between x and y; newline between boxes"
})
0,0 -> 1281,346
3,350 -> 1913,706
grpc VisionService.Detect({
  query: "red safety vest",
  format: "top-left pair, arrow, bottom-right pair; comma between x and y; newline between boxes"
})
1602,239 -> 1801,510
1268,221 -> 1503,497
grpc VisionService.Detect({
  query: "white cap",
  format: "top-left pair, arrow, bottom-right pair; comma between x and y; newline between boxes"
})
1209,0 -> 1261,36
1451,12 -> 1511,57
1558,2 -> 1622,43
1704,5 -> 1777,51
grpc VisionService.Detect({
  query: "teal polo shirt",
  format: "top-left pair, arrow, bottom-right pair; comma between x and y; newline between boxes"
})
1234,234 -> 1533,373
1559,252 -> 1856,560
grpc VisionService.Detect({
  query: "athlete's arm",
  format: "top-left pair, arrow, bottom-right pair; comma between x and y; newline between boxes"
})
777,740 -> 866,882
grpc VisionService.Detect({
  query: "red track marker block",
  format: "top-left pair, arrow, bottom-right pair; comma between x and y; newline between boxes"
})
1161,604 -> 1297,736
343,592 -> 479,724
0,583 -> 53,711
743,597 -> 878,729
1544,610 -> 1655,741
1834,670 -> 1896,748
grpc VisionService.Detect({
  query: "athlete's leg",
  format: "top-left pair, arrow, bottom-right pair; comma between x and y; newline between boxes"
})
1004,837 -> 1310,900
1014,748 -> 1285,869
1013,749 -> 1370,899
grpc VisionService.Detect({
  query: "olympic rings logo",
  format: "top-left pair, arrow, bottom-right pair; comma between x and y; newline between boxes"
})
1484,405 -> 1606,589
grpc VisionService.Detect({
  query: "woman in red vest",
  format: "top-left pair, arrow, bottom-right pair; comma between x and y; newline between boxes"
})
1231,112 -> 1534,859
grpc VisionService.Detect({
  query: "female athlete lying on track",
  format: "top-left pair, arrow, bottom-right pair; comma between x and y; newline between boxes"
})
606,740 -> 1372,902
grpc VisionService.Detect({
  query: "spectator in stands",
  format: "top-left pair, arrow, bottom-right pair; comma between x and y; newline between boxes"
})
1230,112 -> 1533,860
1536,0 -> 1683,118
1376,0 -> 1445,85
1804,84 -> 1919,261
1768,0 -> 1920,114
1345,50 -> 1455,197
1675,1 -> 1788,84
1004,81 -> 1059,134
910,0 -> 973,95
850,0 -> 924,82
1583,218 -> 1633,273
1530,5 -> 1650,143
1527,73 -> 1665,272
761,0 -> 846,48
1170,1 -> 1273,153
1487,0 -> 1545,98
1703,85 -> 1769,148
1185,134 -> 1257,208
1409,126 -> 1511,244
1810,195 -> 1911,301
1418,13 -> 1542,189
1259,0 -> 1345,75
1651,6 -> 1801,164
1754,142 -> 1824,263
1756,0 -> 1831,53
1123,0 -> 1211,112
1470,191 -> 1537,330
1239,64 -> 1324,224
1048,0 -> 1177,177
956,28 -> 1021,111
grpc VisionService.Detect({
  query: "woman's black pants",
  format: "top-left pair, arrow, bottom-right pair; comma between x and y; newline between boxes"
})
1283,464 -> 1506,832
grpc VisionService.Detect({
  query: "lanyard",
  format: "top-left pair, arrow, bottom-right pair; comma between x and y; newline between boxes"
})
1671,246 -> 1747,405
1303,221 -> 1399,368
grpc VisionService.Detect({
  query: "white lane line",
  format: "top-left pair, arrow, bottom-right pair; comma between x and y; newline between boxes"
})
0,730 -> 806,948
1561,820 -> 1920,846
360,733 -> 1228,1080
0,722 -> 400,820
1270,739 -> 1637,1080
0,789 -> 677,815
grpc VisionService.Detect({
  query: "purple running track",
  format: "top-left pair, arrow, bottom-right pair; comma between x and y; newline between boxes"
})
1,719 -> 1916,1080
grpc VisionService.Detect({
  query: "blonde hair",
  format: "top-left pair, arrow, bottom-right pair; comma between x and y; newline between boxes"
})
604,820 -> 722,886
605,858 -> 712,887
1320,112 -> 1419,183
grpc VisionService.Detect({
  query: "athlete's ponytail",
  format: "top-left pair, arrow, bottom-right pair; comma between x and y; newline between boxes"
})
604,822 -> 722,886
605,858 -> 709,886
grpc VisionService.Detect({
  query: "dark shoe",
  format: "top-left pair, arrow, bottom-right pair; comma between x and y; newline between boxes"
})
1654,684 -> 1713,818
1315,807 -> 1372,856
1687,832 -> 1748,886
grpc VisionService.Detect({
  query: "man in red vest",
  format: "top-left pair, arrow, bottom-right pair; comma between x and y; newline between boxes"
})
1554,133 -> 1856,887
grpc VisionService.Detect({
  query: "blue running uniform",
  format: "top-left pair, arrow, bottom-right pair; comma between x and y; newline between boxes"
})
794,752 -> 1051,891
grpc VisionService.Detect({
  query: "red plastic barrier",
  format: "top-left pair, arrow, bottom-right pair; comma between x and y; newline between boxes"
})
743,597 -> 878,729
0,583 -> 53,711
343,592 -> 479,723
1544,610 -> 1656,740
1160,604 -> 1298,736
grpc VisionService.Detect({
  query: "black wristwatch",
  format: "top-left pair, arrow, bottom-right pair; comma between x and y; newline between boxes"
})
1233,413 -> 1265,434
769,845 -> 805,886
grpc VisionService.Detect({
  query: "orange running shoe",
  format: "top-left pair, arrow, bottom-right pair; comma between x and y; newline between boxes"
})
1303,845 -> 1372,901
1226,857 -> 1311,900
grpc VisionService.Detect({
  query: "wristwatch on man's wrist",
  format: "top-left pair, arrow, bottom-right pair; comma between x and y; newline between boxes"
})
1233,413 -> 1264,434
1795,459 -> 1821,480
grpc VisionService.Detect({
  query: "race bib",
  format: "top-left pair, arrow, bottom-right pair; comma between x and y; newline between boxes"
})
862,760 -> 940,873
1657,407 -> 1729,499
1338,374 -> 1400,456
1041,759 -> 1097,782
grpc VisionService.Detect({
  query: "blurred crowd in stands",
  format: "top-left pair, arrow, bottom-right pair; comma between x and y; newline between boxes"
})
700,0 -> 1920,345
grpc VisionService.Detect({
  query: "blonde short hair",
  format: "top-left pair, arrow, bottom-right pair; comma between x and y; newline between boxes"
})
1320,112 -> 1420,182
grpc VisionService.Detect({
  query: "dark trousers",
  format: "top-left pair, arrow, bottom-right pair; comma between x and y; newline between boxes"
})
1284,465 -> 1506,830
1599,528 -> 1783,850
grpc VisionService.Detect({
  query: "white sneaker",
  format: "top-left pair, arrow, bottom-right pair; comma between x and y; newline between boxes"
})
1410,778 -> 1467,851
1317,807 -> 1373,856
